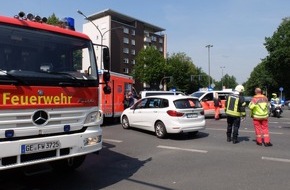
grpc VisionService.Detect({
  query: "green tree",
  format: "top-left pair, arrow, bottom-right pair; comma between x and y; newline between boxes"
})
190,67 -> 209,92
264,17 -> 290,98
133,46 -> 167,89
47,13 -> 60,26
244,61 -> 274,96
215,74 -> 238,90
166,52 -> 197,93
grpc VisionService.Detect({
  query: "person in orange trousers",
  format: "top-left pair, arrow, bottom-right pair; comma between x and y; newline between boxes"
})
248,88 -> 272,147
213,92 -> 221,120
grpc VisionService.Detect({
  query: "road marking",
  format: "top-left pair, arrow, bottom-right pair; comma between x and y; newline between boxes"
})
103,138 -> 123,143
157,145 -> 208,153
206,128 -> 283,135
262,156 -> 290,163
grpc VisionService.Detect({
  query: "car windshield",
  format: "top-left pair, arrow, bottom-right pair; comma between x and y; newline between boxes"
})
174,98 -> 202,109
0,24 -> 98,86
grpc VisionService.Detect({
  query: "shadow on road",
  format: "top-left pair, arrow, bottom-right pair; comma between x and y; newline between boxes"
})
0,142 -> 155,190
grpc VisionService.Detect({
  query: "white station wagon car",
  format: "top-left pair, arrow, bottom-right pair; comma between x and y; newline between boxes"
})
120,95 -> 206,138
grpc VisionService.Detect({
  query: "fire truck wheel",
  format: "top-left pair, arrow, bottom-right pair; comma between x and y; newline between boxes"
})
121,115 -> 130,129
155,121 -> 167,139
50,155 -> 86,172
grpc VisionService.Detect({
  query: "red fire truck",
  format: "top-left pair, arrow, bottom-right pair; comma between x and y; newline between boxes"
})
99,70 -> 134,121
0,12 -> 112,171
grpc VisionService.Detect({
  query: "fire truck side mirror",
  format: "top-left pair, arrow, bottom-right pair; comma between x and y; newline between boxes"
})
103,47 -> 110,70
103,71 -> 110,82
103,84 -> 111,94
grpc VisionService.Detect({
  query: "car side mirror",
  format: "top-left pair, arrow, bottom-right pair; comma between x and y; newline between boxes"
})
103,47 -> 110,70
103,71 -> 110,82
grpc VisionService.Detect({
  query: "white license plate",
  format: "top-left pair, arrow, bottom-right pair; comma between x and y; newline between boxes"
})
21,141 -> 60,154
187,113 -> 198,118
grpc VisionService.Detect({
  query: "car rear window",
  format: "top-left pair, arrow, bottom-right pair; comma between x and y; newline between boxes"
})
174,99 -> 202,109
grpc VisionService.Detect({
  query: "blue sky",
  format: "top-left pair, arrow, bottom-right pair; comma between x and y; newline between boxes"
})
2,0 -> 290,84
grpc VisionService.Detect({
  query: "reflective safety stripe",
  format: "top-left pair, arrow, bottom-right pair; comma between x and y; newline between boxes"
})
249,94 -> 269,119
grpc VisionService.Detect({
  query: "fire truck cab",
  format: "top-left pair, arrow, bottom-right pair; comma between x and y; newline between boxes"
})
0,12 -> 110,171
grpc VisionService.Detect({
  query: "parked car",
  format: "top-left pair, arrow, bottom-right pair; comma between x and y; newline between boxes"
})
191,90 -> 233,117
120,95 -> 205,138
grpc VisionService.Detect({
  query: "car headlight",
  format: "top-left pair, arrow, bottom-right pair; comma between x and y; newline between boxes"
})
84,110 -> 103,126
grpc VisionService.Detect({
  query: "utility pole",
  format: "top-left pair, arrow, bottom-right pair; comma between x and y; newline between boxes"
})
220,66 -> 225,89
205,44 -> 213,88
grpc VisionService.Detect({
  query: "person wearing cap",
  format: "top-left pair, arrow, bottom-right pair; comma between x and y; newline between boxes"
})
225,85 -> 246,144
248,88 -> 272,147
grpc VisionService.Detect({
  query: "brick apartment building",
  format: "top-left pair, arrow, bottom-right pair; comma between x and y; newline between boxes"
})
82,9 -> 166,92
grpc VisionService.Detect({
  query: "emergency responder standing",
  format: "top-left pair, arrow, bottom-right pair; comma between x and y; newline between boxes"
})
225,85 -> 246,144
213,92 -> 221,120
248,88 -> 272,147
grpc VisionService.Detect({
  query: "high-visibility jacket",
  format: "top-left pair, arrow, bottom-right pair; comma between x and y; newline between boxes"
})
248,94 -> 269,119
225,93 -> 246,117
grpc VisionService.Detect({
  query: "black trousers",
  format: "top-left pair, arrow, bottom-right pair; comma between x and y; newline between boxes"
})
227,116 -> 241,139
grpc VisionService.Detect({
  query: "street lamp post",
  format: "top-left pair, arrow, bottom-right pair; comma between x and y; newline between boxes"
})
220,66 -> 225,89
77,10 -> 123,70
205,44 -> 213,88
100,26 -> 123,69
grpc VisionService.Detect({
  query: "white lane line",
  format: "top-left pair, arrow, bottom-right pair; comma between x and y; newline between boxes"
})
262,156 -> 290,163
157,145 -> 208,153
103,138 -> 123,143
206,128 -> 283,135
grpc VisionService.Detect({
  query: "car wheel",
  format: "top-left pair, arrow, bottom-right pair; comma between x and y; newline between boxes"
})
121,115 -> 130,129
155,121 -> 167,139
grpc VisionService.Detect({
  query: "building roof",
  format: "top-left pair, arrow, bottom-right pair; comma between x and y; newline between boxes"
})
87,9 -> 165,33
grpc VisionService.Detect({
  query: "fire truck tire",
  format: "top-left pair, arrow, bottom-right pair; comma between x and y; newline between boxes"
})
121,115 -> 130,129
50,155 -> 86,172
155,121 -> 167,139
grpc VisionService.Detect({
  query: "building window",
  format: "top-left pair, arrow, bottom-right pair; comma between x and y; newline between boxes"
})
159,47 -> 163,52
123,68 -> 129,74
131,59 -> 135,64
123,48 -> 129,54
151,36 -> 157,42
123,27 -> 129,34
131,49 -> 135,55
159,38 -> 163,43
123,58 -> 129,64
131,39 -> 135,46
131,29 -> 135,36
123,37 -> 129,44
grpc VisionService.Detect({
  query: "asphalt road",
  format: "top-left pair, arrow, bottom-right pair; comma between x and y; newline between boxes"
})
1,109 -> 290,190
